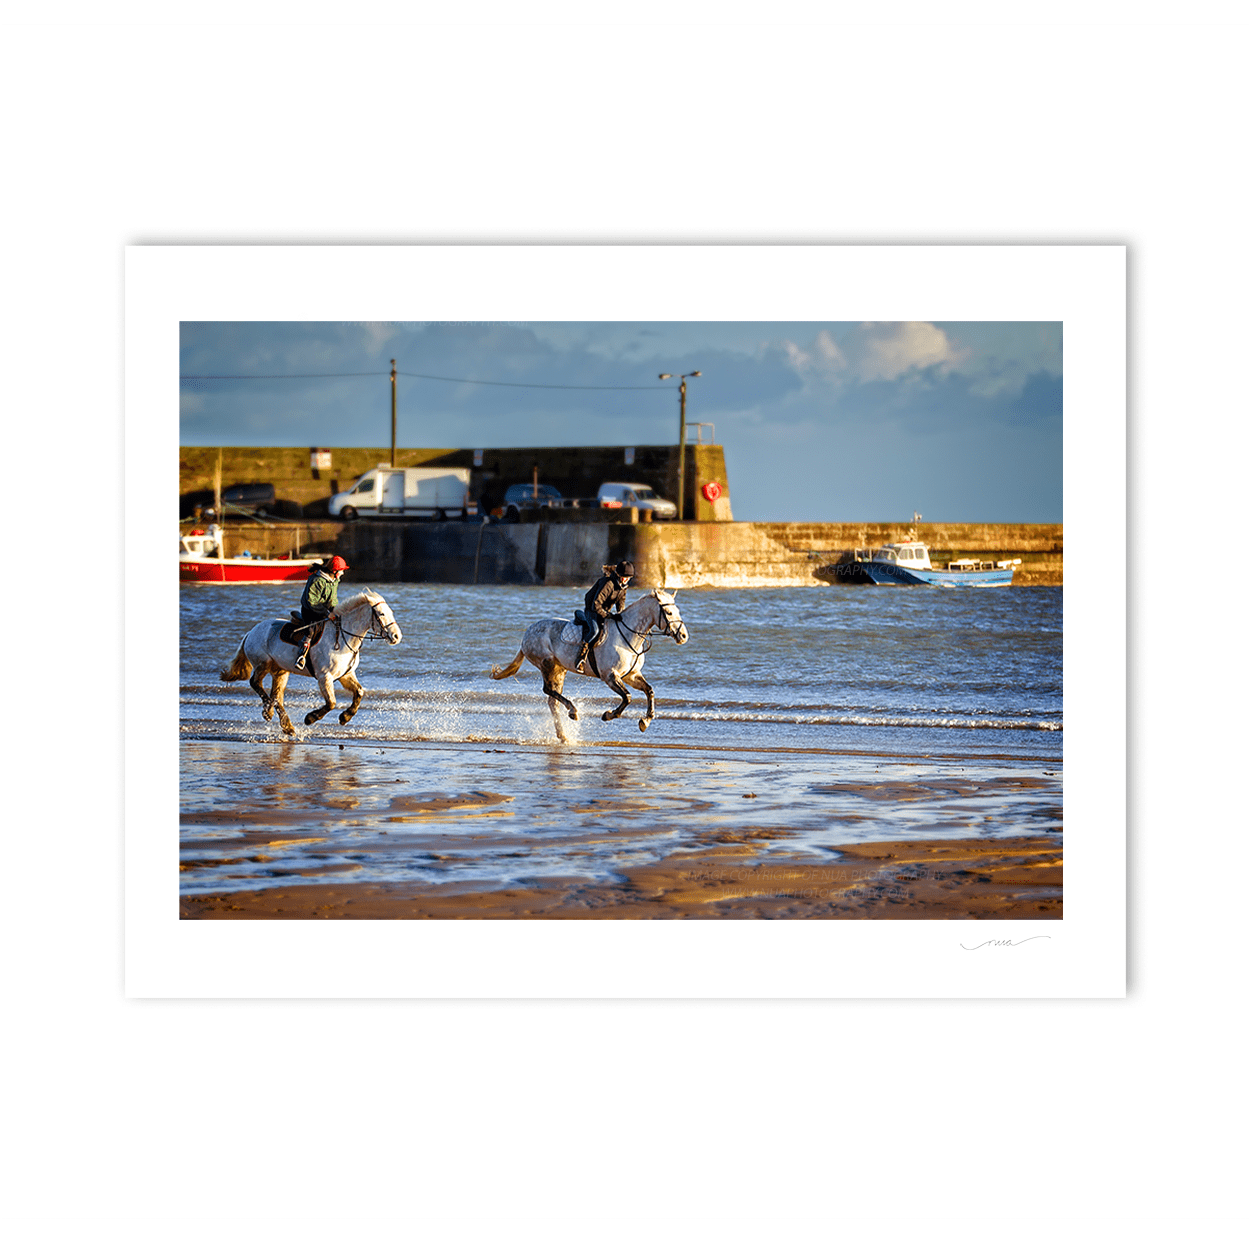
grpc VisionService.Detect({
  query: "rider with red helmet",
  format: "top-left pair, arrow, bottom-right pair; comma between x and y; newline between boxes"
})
296,554 -> 349,670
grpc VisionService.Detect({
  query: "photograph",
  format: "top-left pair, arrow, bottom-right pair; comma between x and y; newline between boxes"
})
13,13 -> 1240,1244
176,316 -> 1064,922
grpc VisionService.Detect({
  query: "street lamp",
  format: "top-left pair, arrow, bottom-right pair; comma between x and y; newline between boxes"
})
390,359 -> 397,468
658,370 -> 701,520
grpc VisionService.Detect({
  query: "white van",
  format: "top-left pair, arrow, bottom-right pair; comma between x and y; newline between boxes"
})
329,465 -> 474,520
597,482 -> 677,519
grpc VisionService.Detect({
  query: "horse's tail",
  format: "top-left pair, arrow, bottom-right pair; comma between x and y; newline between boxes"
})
220,640 -> 252,683
490,649 -> 525,680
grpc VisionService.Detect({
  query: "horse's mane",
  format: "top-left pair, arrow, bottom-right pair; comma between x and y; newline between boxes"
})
622,588 -> 673,614
339,590 -> 378,612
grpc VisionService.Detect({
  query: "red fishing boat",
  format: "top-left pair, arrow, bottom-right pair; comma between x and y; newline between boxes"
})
179,527 -> 331,584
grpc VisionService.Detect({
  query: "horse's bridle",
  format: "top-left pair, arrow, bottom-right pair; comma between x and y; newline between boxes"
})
613,597 -> 683,656
656,600 -> 683,638
337,603 -> 394,645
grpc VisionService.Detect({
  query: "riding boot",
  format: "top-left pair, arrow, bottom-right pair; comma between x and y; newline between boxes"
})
575,642 -> 589,673
296,636 -> 311,670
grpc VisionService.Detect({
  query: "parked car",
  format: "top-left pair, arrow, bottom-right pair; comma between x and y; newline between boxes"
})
504,483 -> 562,506
222,482 -> 277,514
500,483 -> 562,520
182,483 -> 279,517
596,482 -> 677,519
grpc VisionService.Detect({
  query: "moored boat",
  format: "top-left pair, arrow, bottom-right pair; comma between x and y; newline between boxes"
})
815,540 -> 1019,587
180,526 -> 331,584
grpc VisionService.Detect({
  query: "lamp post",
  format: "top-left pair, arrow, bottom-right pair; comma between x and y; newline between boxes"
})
658,370 -> 701,520
390,359 -> 397,468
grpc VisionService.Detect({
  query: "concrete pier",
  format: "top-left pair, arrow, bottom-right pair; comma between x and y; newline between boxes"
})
197,518 -> 1062,587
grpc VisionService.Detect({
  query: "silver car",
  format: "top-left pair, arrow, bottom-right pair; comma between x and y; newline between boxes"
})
597,482 -> 677,518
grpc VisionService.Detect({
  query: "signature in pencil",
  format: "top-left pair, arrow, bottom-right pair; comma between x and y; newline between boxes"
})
960,936 -> 1052,950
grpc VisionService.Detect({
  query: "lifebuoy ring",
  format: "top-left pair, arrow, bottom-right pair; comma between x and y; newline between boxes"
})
702,481 -> 722,502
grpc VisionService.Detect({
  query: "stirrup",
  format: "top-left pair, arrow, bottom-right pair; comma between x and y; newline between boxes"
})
296,652 -> 307,670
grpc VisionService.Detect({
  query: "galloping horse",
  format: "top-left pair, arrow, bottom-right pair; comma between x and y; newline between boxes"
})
219,590 -> 402,735
490,589 -> 688,742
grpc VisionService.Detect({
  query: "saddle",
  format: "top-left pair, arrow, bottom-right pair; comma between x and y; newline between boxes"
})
278,613 -> 326,648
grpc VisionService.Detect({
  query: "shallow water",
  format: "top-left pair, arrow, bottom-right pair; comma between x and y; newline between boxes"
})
180,583 -> 1062,896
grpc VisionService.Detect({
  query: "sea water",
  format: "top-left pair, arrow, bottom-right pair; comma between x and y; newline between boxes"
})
182,583 -> 1061,752
179,583 -> 1062,894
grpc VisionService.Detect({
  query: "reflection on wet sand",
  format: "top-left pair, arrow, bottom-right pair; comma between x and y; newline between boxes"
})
180,737 -> 1061,919
180,836 -> 1061,919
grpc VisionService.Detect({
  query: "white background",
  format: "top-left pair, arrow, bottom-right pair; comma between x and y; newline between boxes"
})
6,3 -> 1242,1246
127,244 -> 1123,999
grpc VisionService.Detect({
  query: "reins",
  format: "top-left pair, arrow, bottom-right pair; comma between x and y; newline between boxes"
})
612,596 -> 681,657
612,614 -> 652,658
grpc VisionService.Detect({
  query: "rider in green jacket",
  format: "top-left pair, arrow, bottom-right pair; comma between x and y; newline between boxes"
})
296,555 -> 348,670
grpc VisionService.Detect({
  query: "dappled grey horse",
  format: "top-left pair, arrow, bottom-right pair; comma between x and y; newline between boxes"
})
490,589 -> 687,742
219,589 -> 402,735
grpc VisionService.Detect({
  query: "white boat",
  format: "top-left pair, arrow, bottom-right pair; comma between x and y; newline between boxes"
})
816,539 -> 1020,587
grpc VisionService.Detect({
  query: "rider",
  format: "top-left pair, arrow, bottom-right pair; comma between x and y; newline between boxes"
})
296,554 -> 349,670
576,560 -> 634,674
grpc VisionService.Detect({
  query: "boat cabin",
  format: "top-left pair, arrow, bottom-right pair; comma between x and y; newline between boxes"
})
180,525 -> 222,558
870,542 -> 932,569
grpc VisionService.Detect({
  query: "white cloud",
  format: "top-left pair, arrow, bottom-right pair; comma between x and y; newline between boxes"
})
354,322 -> 400,356
841,321 -> 965,382
965,363 -> 1029,400
782,322 -> 964,387
784,328 -> 847,380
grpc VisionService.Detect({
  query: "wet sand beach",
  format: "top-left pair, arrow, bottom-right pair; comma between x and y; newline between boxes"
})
181,834 -> 1061,919
179,738 -> 1061,920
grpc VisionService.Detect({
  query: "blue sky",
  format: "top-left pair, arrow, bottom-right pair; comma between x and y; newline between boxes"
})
180,320 -> 1061,523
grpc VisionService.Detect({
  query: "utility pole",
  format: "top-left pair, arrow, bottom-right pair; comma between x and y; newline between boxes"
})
658,371 -> 701,520
390,359 -> 397,467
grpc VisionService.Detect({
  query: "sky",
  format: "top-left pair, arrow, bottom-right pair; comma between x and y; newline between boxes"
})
180,320 -> 1061,523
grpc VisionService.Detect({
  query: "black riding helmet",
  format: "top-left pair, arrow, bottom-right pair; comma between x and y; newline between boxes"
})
613,560 -> 635,579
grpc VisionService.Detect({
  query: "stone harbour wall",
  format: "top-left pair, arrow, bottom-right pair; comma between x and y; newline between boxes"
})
192,519 -> 1062,587
630,522 -> 1061,588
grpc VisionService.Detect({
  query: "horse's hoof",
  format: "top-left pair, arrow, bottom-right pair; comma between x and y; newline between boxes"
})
568,707 -> 579,721
303,712 -> 316,725
338,712 -> 351,725
639,719 -> 650,732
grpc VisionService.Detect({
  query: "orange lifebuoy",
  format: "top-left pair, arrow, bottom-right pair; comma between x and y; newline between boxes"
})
702,481 -> 721,502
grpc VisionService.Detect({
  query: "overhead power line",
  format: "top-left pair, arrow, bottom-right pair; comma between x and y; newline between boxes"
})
180,371 -> 382,379
180,369 -> 673,390
398,370 -> 670,390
